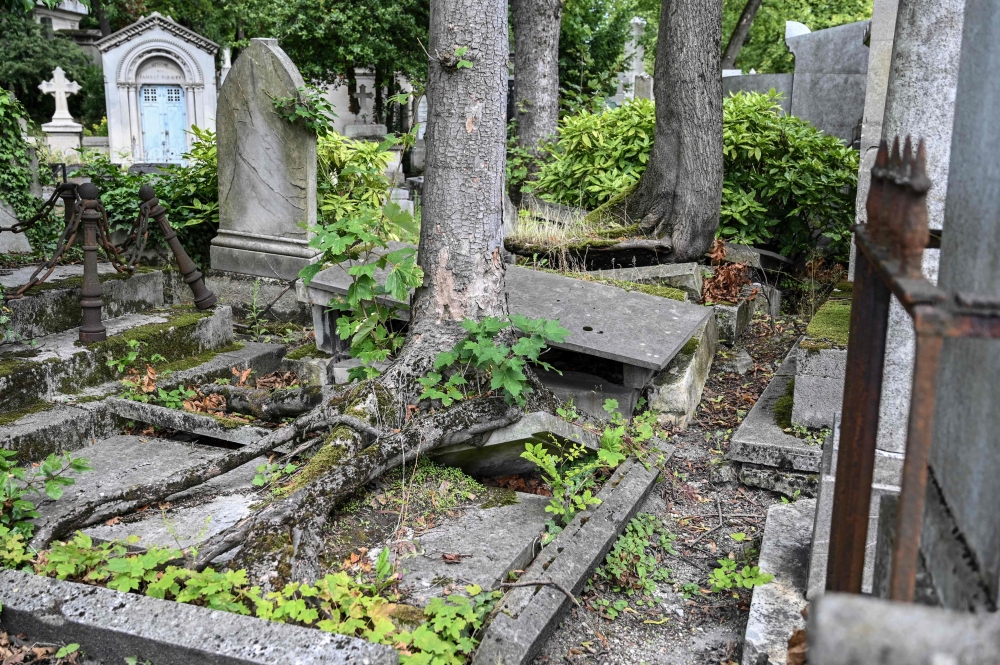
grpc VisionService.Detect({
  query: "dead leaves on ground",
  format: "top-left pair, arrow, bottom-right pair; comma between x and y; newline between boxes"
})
253,371 -> 300,390
493,474 -> 553,497
0,633 -> 81,664
441,552 -> 472,564
703,239 -> 755,304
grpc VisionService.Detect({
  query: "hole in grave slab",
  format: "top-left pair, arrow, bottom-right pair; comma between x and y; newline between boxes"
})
532,345 -> 624,384
583,326 -> 593,331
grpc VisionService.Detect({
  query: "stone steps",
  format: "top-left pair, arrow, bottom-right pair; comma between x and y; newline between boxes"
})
1,264 -> 166,339
0,305 -> 235,415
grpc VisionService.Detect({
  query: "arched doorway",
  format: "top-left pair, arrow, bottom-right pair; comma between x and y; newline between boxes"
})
136,57 -> 188,163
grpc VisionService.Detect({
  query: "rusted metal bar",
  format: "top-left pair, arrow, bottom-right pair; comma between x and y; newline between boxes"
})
826,246 -> 892,593
889,310 -> 943,601
77,183 -> 107,343
139,185 -> 217,310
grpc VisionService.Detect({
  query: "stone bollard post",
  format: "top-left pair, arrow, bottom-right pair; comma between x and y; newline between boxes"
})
77,183 -> 107,343
139,185 -> 217,310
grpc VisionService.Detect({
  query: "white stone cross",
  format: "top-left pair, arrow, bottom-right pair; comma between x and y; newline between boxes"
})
352,84 -> 374,116
38,67 -> 82,123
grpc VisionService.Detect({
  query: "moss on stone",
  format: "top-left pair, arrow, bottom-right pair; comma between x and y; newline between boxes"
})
479,488 -> 519,509
0,398 -> 52,426
209,413 -> 253,429
285,345 -> 331,361
680,334 -> 701,356
805,300 -> 851,348
155,342 -> 244,374
563,273 -> 687,302
773,378 -> 794,430
282,441 -> 348,495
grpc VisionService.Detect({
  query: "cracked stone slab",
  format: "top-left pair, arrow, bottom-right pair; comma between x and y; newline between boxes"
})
104,398 -> 269,446
0,569 -> 397,665
472,445 -> 673,665
398,493 -> 552,606
430,412 -> 599,477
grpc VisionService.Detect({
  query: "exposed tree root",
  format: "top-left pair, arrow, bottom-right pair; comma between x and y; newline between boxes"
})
199,384 -> 325,422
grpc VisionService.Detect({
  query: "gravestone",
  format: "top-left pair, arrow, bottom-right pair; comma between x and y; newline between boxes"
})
211,38 -> 319,281
0,202 -> 32,254
37,67 -> 83,156
95,13 -> 218,165
785,20 -> 870,142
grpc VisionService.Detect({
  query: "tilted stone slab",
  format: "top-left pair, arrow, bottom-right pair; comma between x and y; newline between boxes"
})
304,256 -> 713,373
399,493 -> 552,606
792,345 -> 847,429
741,498 -> 815,665
726,351 -> 823,474
0,569 -> 397,665
587,262 -> 704,300
472,446 -> 672,665
431,411 -> 599,477
104,398 -> 270,446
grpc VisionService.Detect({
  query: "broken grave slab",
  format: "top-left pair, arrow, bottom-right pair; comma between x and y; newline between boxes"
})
586,262 -> 703,300
472,446 -> 672,665
431,411 -> 599,477
727,350 -> 823,477
300,250 -> 713,374
720,242 -> 792,273
533,367 -> 639,419
32,434 -> 230,526
399,492 -> 552,606
104,397 -> 270,446
741,498 -> 815,665
647,315 -> 718,429
0,569 -> 397,665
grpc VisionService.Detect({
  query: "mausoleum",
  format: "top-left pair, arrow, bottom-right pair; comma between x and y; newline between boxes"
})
96,12 -> 218,165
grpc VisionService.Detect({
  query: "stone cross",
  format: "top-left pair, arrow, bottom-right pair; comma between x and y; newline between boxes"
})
38,67 -> 81,123
352,85 -> 374,116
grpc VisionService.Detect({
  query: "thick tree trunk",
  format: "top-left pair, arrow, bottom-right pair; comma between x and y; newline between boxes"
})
511,0 -> 563,155
721,0 -> 763,70
395,0 -> 511,379
611,0 -> 724,262
92,0 -> 112,37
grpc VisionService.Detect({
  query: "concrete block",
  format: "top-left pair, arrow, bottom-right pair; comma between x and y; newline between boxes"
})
0,403 -> 112,462
713,297 -> 752,346
647,316 -> 718,428
723,74 -> 794,115
0,569 -> 397,665
738,465 -> 818,499
810,593 -> 1000,665
431,411 -> 599,478
792,345 -> 847,428
741,498 -> 815,665
472,448 -> 669,665
399,493 -> 552,606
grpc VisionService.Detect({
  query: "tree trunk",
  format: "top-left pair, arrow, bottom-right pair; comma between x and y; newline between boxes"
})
611,0 -> 724,262
721,0 -> 763,70
511,0 -> 563,155
92,0 -> 112,37
398,0 -> 511,376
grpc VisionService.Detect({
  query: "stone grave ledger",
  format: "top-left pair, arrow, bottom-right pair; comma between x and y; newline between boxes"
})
211,38 -> 319,281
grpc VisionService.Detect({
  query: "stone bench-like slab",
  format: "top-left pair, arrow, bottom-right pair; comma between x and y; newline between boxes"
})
300,251 -> 713,384
0,569 -> 397,665
104,398 -> 270,446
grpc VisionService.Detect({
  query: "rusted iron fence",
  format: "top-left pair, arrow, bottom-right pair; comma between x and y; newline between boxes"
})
1,182 -> 216,343
827,137 -> 1000,601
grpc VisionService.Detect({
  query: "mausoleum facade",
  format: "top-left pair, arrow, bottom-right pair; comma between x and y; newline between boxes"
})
96,13 -> 218,165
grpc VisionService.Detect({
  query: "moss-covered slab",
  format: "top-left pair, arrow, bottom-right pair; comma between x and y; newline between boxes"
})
103,397 -> 270,445
803,298 -> 851,350
3,265 -> 164,340
0,306 -> 234,413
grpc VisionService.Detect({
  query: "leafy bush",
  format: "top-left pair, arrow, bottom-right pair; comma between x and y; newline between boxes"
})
0,89 -> 42,229
593,513 -> 676,598
527,98 -> 654,210
528,91 -> 859,260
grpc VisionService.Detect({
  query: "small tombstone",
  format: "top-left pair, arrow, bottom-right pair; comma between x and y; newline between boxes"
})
211,38 -> 319,281
38,67 -> 83,157
0,201 -> 32,254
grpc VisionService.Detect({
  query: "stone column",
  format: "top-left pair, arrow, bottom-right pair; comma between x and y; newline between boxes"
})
922,0 -> 1000,611
210,38 -> 320,281
874,0 -> 965,460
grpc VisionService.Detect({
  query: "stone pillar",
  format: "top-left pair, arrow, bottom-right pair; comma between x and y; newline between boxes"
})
922,0 -> 1000,611
210,38 -> 319,281
874,0 -> 965,461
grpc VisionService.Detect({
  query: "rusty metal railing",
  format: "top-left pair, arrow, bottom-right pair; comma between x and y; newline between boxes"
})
826,137 -> 1000,601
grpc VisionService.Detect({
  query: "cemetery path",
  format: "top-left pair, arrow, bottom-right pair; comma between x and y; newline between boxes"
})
534,316 -> 802,665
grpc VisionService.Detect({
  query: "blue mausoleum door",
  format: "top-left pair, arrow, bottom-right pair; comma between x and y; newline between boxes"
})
139,85 -> 187,163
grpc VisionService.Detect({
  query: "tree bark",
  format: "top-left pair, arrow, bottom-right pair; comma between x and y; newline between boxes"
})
721,0 -> 763,70
611,0 -> 724,262
396,0 -> 511,380
92,0 -> 112,37
511,0 -> 563,155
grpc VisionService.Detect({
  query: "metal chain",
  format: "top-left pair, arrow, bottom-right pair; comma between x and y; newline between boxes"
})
118,201 -> 152,269
5,197 -> 83,302
0,183 -> 73,235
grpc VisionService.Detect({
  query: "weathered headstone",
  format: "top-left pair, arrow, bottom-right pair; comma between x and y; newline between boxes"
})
0,202 -> 32,254
211,38 -> 319,281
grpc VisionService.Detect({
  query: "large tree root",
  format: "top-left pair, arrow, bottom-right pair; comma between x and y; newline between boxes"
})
199,384 -> 325,422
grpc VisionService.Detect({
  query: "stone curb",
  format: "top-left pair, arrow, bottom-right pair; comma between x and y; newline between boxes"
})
472,447 -> 670,665
104,397 -> 270,445
0,569 -> 397,665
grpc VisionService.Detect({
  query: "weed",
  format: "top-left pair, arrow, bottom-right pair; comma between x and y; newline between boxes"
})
593,513 -> 675,597
708,557 -> 773,594
0,450 -> 91,537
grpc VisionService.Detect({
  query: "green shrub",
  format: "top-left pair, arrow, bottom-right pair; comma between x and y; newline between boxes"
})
0,89 -> 42,228
528,91 -> 859,260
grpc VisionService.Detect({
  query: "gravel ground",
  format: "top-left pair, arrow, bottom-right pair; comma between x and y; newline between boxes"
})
535,315 -> 803,665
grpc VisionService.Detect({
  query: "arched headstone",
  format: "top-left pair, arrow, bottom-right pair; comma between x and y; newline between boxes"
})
210,38 -> 319,281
